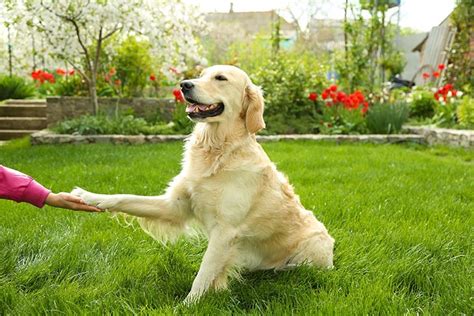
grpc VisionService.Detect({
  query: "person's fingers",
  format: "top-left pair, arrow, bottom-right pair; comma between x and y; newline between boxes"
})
67,201 -> 103,212
59,193 -> 87,204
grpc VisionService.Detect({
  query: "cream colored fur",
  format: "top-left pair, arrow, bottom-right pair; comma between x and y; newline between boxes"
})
72,65 -> 334,304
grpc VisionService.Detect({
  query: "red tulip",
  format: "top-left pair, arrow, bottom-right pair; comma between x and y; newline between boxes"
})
336,91 -> 346,102
432,71 -> 440,78
321,91 -> 329,100
56,68 -> 66,76
173,88 -> 185,103
422,72 -> 430,79
149,74 -> 156,81
308,92 -> 318,101
438,64 -> 445,71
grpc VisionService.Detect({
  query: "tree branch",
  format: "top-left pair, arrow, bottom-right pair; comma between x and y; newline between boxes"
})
93,27 -> 103,75
102,26 -> 120,41
40,1 -> 92,72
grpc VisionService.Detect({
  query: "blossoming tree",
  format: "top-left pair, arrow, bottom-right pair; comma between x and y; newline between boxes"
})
15,0 -> 205,113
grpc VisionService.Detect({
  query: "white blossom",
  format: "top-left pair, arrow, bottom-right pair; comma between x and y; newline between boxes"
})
1,0 -> 207,77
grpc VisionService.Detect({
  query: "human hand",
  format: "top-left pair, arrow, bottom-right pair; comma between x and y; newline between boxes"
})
45,192 -> 103,212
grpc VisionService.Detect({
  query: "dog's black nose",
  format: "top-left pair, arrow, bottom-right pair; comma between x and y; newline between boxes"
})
180,80 -> 194,91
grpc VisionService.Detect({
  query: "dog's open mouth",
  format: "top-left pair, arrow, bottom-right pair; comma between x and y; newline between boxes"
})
185,99 -> 225,119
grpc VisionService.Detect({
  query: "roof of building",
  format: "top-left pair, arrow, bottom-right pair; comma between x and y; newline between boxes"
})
396,32 -> 429,53
205,11 -> 297,36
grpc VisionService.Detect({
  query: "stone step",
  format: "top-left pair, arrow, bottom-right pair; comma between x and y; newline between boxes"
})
0,117 -> 48,130
0,129 -> 40,140
4,99 -> 46,105
0,104 -> 47,117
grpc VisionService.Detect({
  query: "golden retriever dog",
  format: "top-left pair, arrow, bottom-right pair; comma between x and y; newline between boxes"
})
72,65 -> 334,303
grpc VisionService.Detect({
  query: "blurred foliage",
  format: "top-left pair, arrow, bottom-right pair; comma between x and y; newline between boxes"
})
0,74 -> 35,101
171,102 -> 195,134
54,114 -> 175,135
318,103 -> 368,134
54,75 -> 88,97
455,96 -> 474,128
224,34 -> 272,75
337,2 -> 405,92
409,89 -> 437,118
112,36 -> 153,97
366,102 -> 409,134
250,52 -> 329,134
432,101 -> 458,128
445,0 -> 474,93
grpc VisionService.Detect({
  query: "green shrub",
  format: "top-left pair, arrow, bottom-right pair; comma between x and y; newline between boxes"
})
54,114 -> 174,135
225,33 -> 272,74
251,52 -> 329,134
54,76 -> 87,96
366,102 -> 409,134
113,36 -> 153,97
409,90 -> 437,118
456,96 -> 474,129
432,101 -> 458,128
318,104 -> 368,134
172,102 -> 194,134
0,75 -> 35,101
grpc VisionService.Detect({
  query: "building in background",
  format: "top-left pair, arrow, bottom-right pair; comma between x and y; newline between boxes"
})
396,14 -> 455,85
203,4 -> 298,61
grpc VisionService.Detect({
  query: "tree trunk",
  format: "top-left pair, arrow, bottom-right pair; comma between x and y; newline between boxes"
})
89,74 -> 99,115
7,26 -> 13,77
344,0 -> 348,67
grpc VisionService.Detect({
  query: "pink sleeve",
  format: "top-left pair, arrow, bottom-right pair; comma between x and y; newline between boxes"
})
0,165 -> 51,208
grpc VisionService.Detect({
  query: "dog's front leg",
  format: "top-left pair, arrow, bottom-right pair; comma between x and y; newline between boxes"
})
184,226 -> 239,304
71,175 -> 190,220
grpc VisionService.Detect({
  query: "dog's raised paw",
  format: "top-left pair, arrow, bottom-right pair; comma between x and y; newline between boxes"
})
70,187 -> 101,207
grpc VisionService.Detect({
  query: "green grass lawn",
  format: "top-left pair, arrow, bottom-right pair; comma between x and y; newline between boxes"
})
0,140 -> 472,314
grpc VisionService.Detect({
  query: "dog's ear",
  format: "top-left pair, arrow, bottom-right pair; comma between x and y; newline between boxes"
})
244,84 -> 265,134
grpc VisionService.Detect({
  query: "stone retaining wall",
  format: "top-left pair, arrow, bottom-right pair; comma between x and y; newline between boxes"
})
31,130 -> 427,145
404,126 -> 474,147
46,97 -> 175,127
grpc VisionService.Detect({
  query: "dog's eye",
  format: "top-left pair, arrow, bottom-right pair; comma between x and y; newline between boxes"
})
214,75 -> 228,81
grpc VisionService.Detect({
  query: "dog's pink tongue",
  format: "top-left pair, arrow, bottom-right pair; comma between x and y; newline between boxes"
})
186,104 -> 197,113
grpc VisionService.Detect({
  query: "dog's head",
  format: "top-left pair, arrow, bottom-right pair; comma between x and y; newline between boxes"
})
180,65 -> 265,134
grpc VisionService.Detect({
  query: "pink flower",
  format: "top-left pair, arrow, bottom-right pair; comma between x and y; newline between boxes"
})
169,67 -> 179,74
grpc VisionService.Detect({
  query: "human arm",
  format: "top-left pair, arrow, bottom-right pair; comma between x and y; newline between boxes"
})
0,165 -> 101,212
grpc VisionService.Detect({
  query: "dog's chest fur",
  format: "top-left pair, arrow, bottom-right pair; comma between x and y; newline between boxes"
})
183,142 -> 262,232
